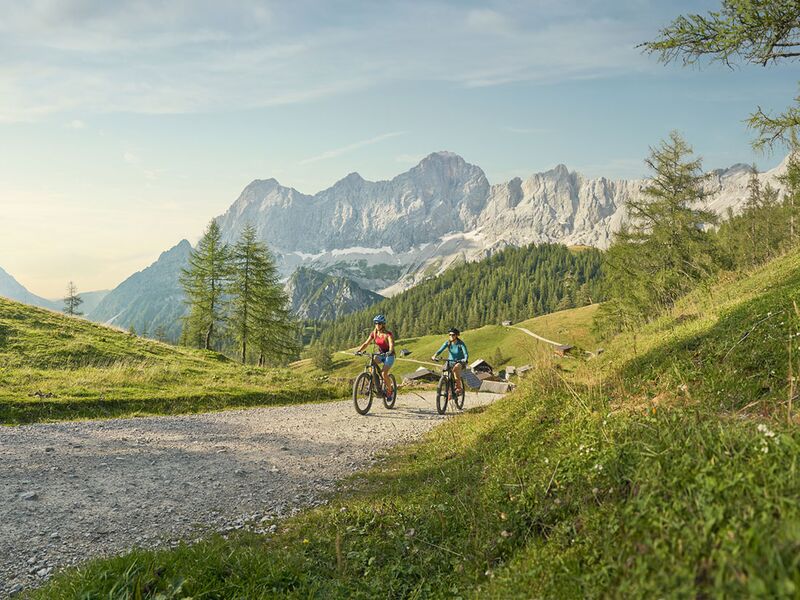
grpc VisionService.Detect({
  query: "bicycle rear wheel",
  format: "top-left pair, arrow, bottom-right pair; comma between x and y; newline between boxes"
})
436,375 -> 449,415
353,372 -> 373,415
383,374 -> 398,409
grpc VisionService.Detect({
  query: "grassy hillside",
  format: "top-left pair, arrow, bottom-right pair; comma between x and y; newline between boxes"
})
0,298 -> 347,424
294,303 -> 600,382
30,248 -> 800,597
315,243 -> 604,349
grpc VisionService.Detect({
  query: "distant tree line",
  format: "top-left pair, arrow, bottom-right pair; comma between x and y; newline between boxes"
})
313,243 -> 605,349
180,221 -> 299,365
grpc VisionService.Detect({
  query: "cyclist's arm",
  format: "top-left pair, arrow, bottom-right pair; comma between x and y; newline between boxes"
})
461,341 -> 469,363
433,341 -> 448,358
387,332 -> 395,355
357,332 -> 374,352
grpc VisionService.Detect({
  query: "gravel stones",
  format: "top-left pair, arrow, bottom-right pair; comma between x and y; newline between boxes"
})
0,391 -> 498,597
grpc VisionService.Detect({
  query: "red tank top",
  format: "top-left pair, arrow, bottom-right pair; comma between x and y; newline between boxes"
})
370,330 -> 394,353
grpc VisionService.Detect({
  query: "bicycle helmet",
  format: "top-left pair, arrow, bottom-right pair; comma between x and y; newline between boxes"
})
373,314 -> 387,324
448,327 -> 460,336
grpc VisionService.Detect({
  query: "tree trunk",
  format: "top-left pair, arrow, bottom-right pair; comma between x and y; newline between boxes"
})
205,323 -> 213,351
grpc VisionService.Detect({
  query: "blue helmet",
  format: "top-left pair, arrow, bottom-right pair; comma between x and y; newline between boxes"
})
373,314 -> 387,324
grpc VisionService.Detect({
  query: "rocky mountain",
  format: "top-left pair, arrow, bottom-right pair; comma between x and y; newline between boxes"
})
286,267 -> 384,321
88,240 -> 192,341
215,151 -> 789,295
75,290 -> 110,315
0,267 -> 59,310
92,151 -> 787,339
0,267 -> 109,314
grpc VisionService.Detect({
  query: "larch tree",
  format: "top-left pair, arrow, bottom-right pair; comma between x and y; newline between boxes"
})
641,0 -> 800,150
63,281 -> 83,316
180,220 -> 231,351
598,132 -> 719,330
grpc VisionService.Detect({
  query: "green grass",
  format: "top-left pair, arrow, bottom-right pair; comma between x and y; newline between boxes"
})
295,304 -> 600,383
28,249 -> 800,597
0,298 -> 348,424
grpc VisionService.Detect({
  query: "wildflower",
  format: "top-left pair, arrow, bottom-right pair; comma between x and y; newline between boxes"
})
594,464 -> 603,471
303,538 -> 310,544
757,423 -> 776,438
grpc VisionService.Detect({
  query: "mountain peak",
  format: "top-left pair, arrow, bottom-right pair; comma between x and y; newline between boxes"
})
332,171 -> 365,189
418,150 -> 465,166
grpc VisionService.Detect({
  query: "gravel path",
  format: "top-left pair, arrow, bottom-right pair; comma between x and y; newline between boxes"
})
0,391 -> 499,597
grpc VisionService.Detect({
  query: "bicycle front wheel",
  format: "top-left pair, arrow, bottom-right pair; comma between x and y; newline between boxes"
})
454,383 -> 465,410
383,374 -> 398,409
436,376 -> 449,415
353,372 -> 373,415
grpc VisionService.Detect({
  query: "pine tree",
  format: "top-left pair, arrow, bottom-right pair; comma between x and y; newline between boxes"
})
180,220 -> 231,351
598,132 -> 719,329
63,281 -> 83,316
250,240 -> 299,366
154,325 -> 168,343
312,342 -> 334,372
229,224 -> 262,363
781,136 -> 800,247
642,0 -> 800,150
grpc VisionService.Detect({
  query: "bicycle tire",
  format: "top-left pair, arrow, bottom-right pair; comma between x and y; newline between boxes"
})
454,382 -> 465,410
383,374 -> 398,409
353,372 -> 373,415
436,375 -> 449,415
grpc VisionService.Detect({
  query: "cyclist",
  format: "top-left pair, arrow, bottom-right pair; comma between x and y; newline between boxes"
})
356,314 -> 396,402
432,328 -> 469,395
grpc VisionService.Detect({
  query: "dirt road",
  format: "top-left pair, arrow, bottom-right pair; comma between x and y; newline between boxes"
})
0,391 -> 499,597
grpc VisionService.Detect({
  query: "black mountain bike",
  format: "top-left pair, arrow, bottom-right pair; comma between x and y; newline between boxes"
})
352,352 -> 398,415
433,358 -> 466,415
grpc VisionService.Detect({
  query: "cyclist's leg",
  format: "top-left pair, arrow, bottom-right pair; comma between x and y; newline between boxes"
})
382,355 -> 395,395
453,362 -> 463,393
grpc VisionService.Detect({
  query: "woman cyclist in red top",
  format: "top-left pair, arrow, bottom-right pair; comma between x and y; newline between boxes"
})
356,314 -> 395,402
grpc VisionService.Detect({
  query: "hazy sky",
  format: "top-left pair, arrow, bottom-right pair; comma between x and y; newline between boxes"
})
0,0 -> 796,297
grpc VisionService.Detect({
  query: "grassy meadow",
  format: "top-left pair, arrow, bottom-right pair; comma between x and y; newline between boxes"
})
0,297 -> 348,424
294,303 -> 601,382
29,246 -> 800,597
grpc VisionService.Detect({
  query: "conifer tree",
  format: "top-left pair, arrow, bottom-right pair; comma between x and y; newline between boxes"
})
781,137 -> 800,246
180,220 -> 231,351
228,224 -> 299,364
598,132 -> 719,329
229,224 -> 261,363
63,281 -> 83,316
642,0 -> 800,150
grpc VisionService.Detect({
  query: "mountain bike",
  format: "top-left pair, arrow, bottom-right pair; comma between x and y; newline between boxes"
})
352,352 -> 398,415
433,358 -> 466,414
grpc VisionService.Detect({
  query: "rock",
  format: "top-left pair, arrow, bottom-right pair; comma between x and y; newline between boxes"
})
19,492 -> 38,501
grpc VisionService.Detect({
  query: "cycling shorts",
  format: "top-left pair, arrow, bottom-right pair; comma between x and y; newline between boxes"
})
377,354 -> 395,368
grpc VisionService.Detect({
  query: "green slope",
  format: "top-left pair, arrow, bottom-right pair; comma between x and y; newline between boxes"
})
0,297 -> 346,424
32,248 -> 800,598
295,303 -> 600,382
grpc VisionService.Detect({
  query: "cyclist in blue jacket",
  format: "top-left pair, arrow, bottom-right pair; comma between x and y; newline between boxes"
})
432,328 -> 469,395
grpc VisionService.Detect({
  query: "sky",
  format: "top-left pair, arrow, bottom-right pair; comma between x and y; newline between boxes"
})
0,0 -> 797,297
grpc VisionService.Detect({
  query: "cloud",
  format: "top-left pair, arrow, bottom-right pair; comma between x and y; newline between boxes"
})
65,118 -> 86,129
0,2 -> 654,122
299,132 -> 406,165
123,151 -> 140,164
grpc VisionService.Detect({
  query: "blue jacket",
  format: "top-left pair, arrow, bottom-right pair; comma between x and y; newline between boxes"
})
434,339 -> 468,362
